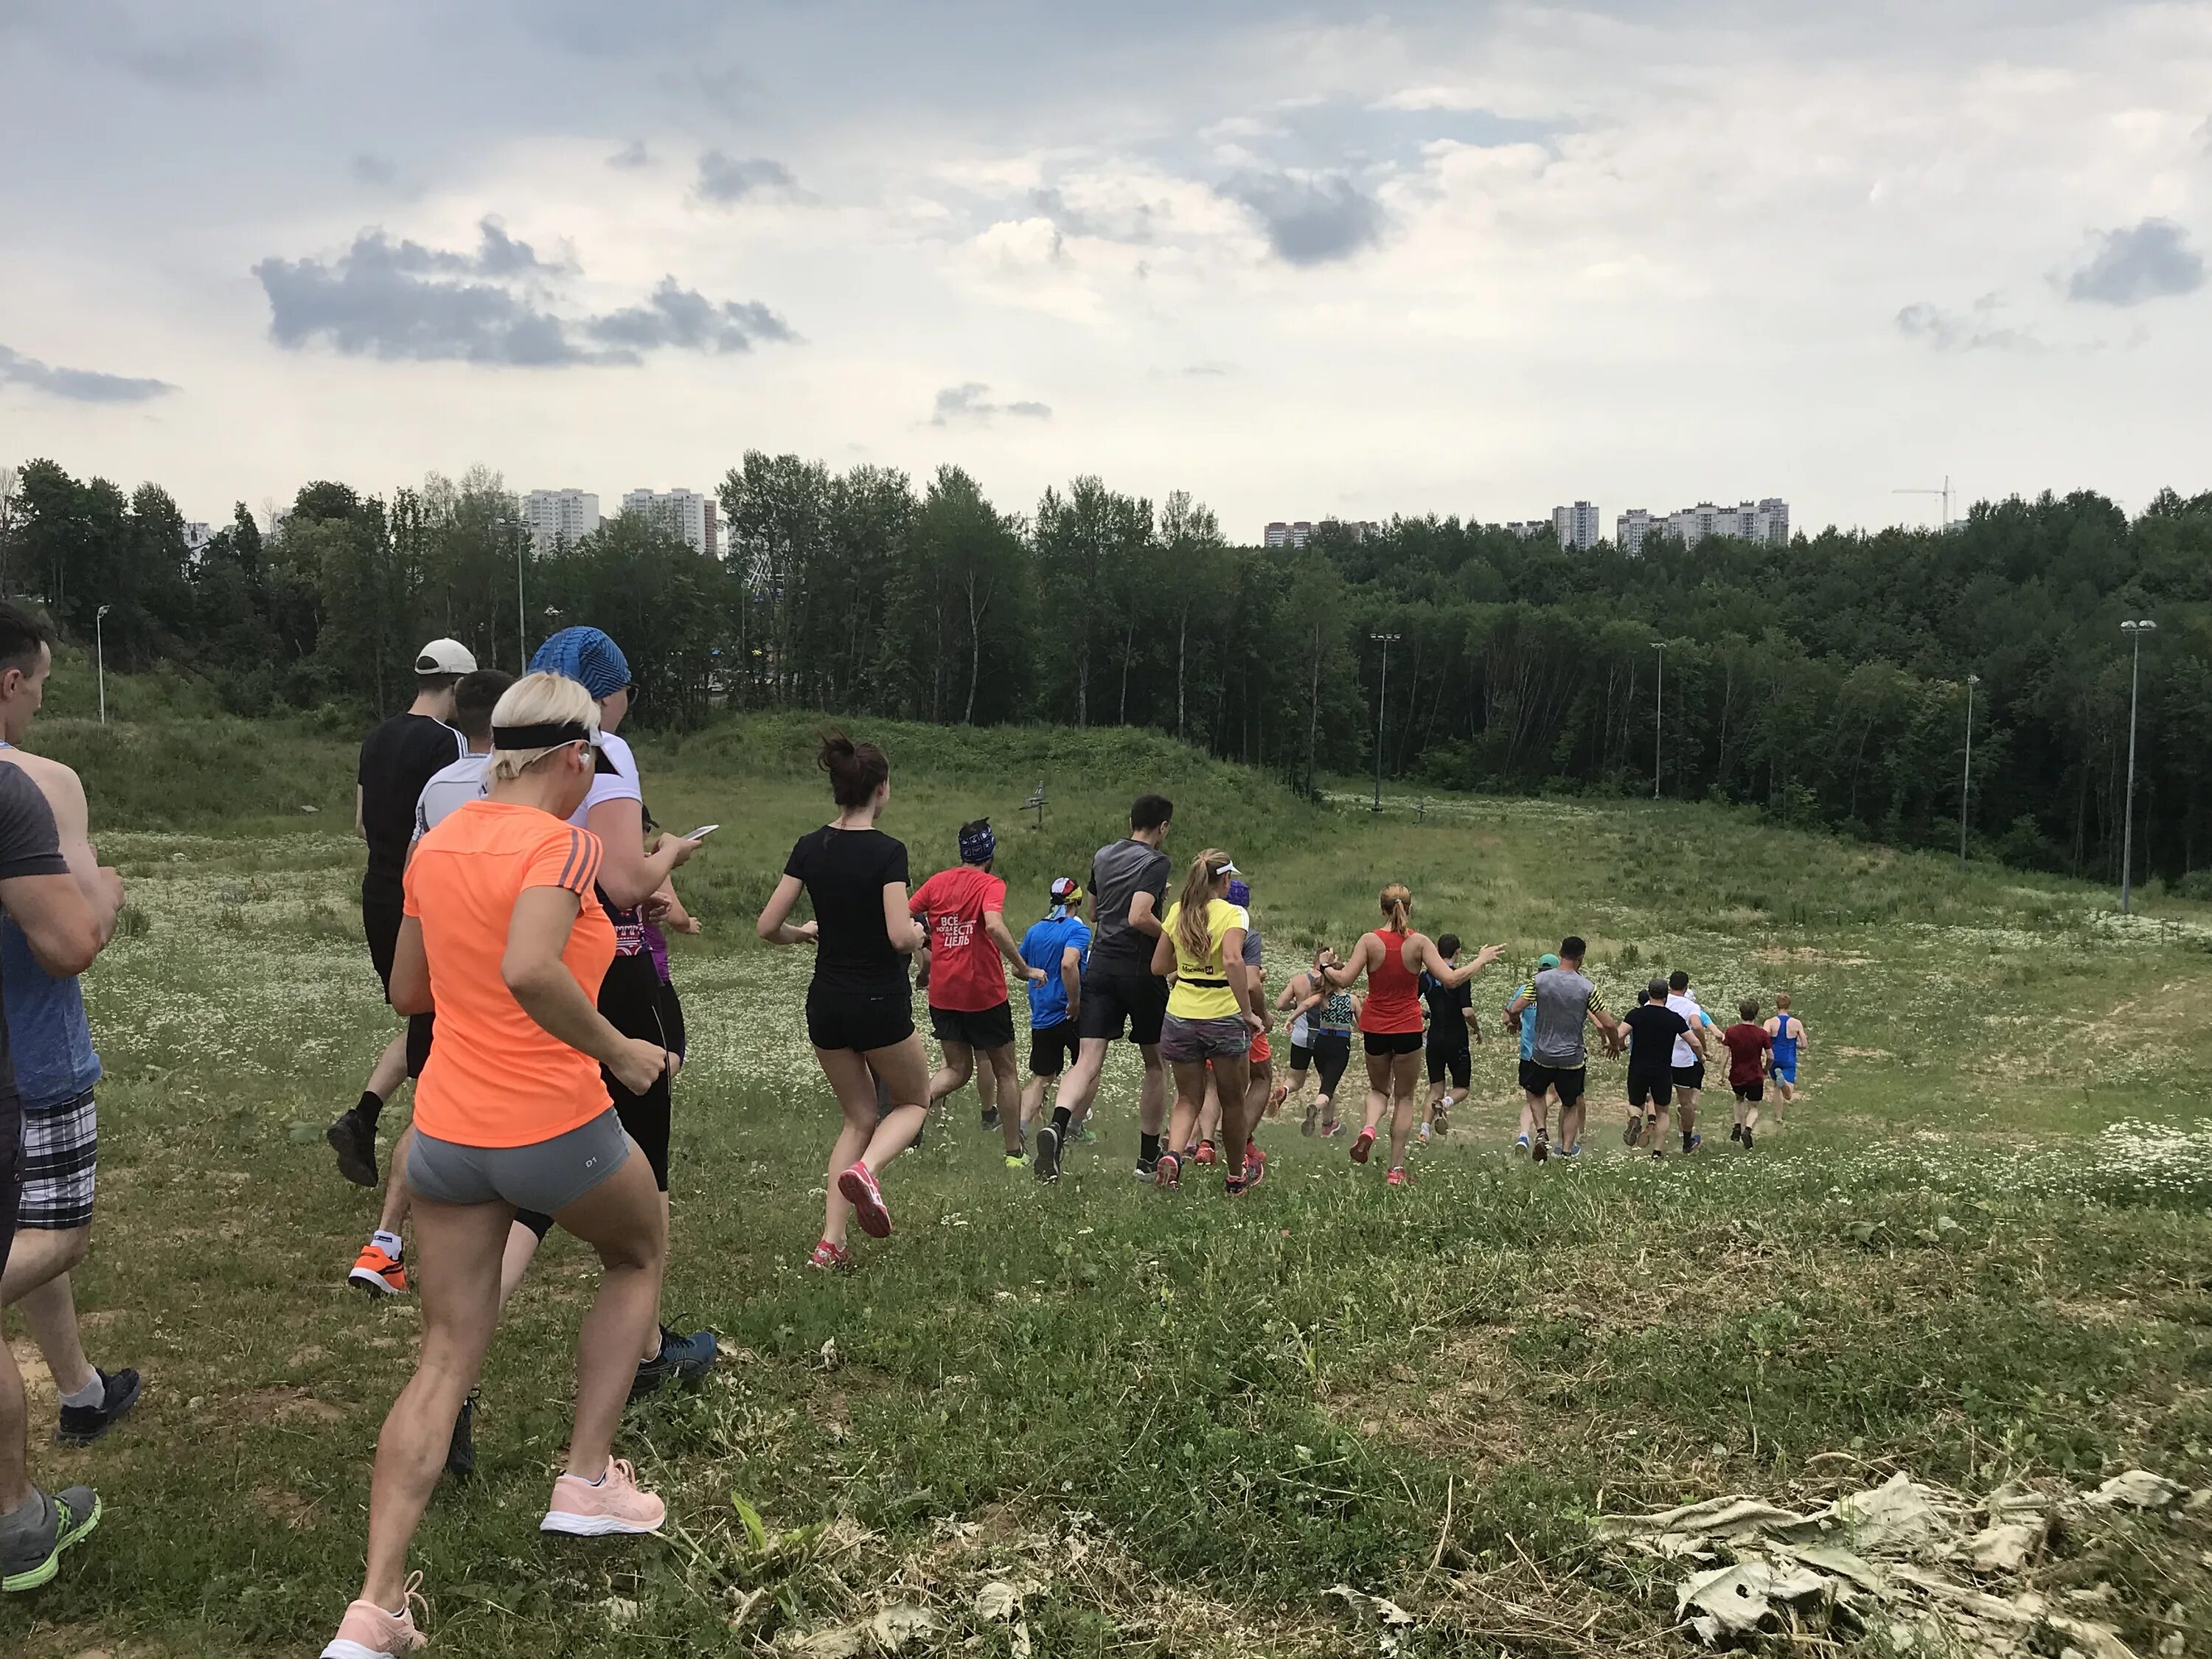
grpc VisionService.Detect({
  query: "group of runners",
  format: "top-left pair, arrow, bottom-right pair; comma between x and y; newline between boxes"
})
0,616 -> 1806,1651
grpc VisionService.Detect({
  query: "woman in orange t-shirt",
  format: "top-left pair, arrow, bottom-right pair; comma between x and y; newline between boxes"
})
321,673 -> 675,1659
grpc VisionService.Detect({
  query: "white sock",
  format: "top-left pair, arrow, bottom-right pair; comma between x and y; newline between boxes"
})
60,1371 -> 105,1410
372,1229 -> 403,1256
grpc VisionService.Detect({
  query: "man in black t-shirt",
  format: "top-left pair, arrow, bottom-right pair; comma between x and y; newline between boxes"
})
324,639 -> 472,1223
1419,933 -> 1478,1141
1618,977 -> 1698,1156
0,751 -> 116,1594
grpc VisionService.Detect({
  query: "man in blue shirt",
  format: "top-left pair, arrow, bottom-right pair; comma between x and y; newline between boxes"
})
1023,877 -> 1091,1183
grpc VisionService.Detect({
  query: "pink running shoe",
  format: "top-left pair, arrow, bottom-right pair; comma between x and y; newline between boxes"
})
1193,1140 -> 1217,1166
1386,1166 -> 1410,1189
1153,1152 -> 1181,1190
321,1571 -> 428,1658
836,1161 -> 891,1238
1350,1127 -> 1376,1164
540,1457 -> 667,1537
807,1239 -> 852,1272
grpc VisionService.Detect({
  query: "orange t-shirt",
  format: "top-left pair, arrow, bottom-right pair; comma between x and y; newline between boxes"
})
403,799 -> 616,1148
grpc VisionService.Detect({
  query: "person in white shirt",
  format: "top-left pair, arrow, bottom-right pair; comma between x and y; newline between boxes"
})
1663,968 -> 1717,1155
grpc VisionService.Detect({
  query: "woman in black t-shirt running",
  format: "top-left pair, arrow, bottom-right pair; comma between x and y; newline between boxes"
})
757,731 -> 929,1270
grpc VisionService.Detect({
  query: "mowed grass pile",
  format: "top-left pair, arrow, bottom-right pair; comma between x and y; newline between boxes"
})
4,706 -> 2210,1657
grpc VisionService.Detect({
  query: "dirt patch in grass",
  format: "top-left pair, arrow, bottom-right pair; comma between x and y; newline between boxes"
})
232,1385 -> 346,1426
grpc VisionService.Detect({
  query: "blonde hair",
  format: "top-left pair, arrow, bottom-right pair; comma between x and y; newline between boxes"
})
487,672 -> 599,783
1173,849 -> 1234,962
1379,883 -> 1412,933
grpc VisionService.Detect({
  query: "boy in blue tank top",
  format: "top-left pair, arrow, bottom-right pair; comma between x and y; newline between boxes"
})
1763,994 -> 1807,1105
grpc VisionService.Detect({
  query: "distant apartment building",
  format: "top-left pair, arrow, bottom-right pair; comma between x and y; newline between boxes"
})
622,487 -> 719,557
522,489 -> 601,553
183,521 -> 213,555
1550,501 -> 1601,552
1499,519 -> 1551,539
1618,496 -> 1790,553
1264,518 -> 1380,549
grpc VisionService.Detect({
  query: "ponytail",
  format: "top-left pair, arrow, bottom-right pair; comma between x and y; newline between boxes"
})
1379,883 -> 1411,934
1175,849 -> 1232,962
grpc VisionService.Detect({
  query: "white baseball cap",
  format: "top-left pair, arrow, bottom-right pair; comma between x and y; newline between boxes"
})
415,638 -> 478,675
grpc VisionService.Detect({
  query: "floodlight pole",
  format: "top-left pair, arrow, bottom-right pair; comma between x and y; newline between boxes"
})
2118,619 -> 2157,914
1959,674 -> 1978,872
1370,632 -> 1399,813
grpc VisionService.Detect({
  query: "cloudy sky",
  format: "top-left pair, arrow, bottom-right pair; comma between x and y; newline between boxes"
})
3,0 -> 2209,540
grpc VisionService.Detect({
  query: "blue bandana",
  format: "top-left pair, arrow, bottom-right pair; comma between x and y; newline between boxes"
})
1226,878 -> 1251,906
529,627 -> 630,701
959,820 -> 996,866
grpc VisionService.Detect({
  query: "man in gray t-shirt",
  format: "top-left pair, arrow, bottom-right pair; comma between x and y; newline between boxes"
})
1506,936 -> 1619,1162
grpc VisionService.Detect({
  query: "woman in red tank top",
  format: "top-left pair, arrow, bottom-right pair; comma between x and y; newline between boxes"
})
1325,885 -> 1503,1183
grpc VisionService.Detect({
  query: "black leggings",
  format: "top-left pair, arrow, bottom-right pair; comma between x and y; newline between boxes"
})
518,950 -> 673,1239
1310,1033 -> 1352,1097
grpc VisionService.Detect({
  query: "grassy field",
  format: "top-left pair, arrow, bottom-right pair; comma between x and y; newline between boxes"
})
4,709 -> 2210,1657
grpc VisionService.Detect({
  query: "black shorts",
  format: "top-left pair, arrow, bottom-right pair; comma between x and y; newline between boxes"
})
364,888 -> 435,1077
1426,1043 -> 1471,1088
1363,1029 -> 1424,1056
518,951 -> 674,1237
1288,1041 -> 1314,1073
1732,1080 -> 1764,1103
1310,1032 -> 1352,1095
1029,1020 -> 1081,1077
931,1001 -> 1016,1050
1521,1061 -> 1585,1107
0,1094 -> 20,1283
1672,1062 -> 1706,1093
658,978 -> 686,1060
1627,1068 -> 1672,1108
806,982 -> 916,1054
1077,962 -> 1168,1047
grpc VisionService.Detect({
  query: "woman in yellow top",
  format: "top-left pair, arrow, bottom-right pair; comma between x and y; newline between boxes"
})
1149,849 -> 1267,1194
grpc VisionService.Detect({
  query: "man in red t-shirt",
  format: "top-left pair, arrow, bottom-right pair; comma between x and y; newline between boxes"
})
909,818 -> 1043,1161
1720,998 -> 1773,1150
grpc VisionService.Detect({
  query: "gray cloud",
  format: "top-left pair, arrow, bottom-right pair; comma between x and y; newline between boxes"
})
584,278 -> 794,353
1028,187 -> 1155,244
696,151 -> 797,204
0,344 -> 175,403
1895,300 -> 2039,352
1220,171 -> 1386,265
930,383 -> 1052,425
2,1 -> 275,87
2065,218 -> 2205,307
351,153 -> 400,188
607,139 -> 652,170
254,223 -> 790,368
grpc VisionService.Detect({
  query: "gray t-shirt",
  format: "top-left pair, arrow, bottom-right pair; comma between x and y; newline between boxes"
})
1088,838 -> 1171,968
0,762 -> 72,1104
1530,967 -> 1603,1068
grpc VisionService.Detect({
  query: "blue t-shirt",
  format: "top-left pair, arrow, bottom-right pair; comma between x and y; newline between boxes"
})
1021,911 -> 1092,1027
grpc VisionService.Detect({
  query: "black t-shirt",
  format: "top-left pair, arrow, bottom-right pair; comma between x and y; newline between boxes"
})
1421,970 -> 1473,1048
0,763 -> 72,1104
785,826 -> 911,997
1621,1003 -> 1689,1071
359,713 -> 462,902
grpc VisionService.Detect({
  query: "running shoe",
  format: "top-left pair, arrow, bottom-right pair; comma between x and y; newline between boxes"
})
1069,1119 -> 1091,1143
1004,1150 -> 1026,1170
1133,1157 -> 1158,1181
980,1106 -> 1001,1130
1532,1130 -> 1550,1164
348,1243 -> 407,1297
1154,1152 -> 1181,1190
837,1161 -> 892,1238
1433,1106 -> 1450,1136
55,1367 -> 140,1447
1682,1130 -> 1701,1154
1558,1142 -> 1582,1159
1226,1155 -> 1268,1196
1385,1166 -> 1409,1188
807,1239 -> 853,1272
1320,1119 -> 1346,1138
320,1572 -> 428,1657
445,1390 -> 479,1481
1741,1127 -> 1754,1150
540,1458 -> 666,1537
1350,1127 -> 1376,1164
631,1326 -> 717,1400
1301,1099 -> 1318,1137
0,1486 -> 100,1594
1033,1124 -> 1062,1183
1624,1116 -> 1642,1147
326,1106 -> 380,1189
1514,1133 -> 1531,1155
1729,1124 -> 1744,1144
1193,1140 -> 1217,1166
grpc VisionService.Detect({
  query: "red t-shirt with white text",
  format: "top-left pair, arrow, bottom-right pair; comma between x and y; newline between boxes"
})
910,866 -> 1011,1012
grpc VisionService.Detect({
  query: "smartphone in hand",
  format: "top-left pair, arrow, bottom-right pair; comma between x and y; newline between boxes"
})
682,824 -> 720,841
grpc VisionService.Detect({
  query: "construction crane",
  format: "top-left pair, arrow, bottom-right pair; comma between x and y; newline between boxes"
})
1893,476 -> 1954,529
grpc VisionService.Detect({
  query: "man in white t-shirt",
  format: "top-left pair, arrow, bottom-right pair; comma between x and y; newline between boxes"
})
410,670 -> 512,842
1664,968 -> 1717,1155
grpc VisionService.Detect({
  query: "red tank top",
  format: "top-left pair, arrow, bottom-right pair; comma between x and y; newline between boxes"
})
1358,928 -> 1422,1034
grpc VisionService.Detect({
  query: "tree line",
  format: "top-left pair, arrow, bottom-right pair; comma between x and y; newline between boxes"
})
3,453 -> 2208,888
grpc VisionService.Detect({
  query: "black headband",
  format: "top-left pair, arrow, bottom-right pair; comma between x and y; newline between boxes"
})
491,721 -> 615,773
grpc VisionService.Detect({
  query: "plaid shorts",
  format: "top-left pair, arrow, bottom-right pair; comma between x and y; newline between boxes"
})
18,1088 -> 97,1231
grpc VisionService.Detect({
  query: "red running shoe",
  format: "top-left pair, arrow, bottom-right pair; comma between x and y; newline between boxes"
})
807,1239 -> 852,1271
1154,1152 -> 1181,1190
1350,1127 -> 1376,1164
836,1162 -> 892,1238
1386,1166 -> 1409,1188
1193,1140 -> 1217,1166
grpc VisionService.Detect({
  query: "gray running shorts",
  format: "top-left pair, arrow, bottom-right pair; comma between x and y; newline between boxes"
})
406,1107 -> 631,1216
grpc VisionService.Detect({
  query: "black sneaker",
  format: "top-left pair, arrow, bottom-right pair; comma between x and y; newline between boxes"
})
1133,1157 -> 1158,1182
1624,1116 -> 1641,1147
55,1368 -> 140,1447
325,1107 -> 379,1187
980,1106 -> 1001,1131
1730,1124 -> 1744,1145
1532,1130 -> 1550,1164
630,1325 -> 717,1401
445,1389 -> 479,1480
1034,1124 -> 1062,1183
1741,1127 -> 1754,1150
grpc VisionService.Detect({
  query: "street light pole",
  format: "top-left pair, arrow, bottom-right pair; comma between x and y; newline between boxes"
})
1959,674 -> 1978,873
95,604 -> 111,725
515,519 -> 528,674
1652,641 -> 1666,799
1370,631 -> 1399,813
2119,619 -> 2157,914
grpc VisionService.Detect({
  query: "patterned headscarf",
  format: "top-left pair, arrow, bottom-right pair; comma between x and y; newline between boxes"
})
529,627 -> 630,701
